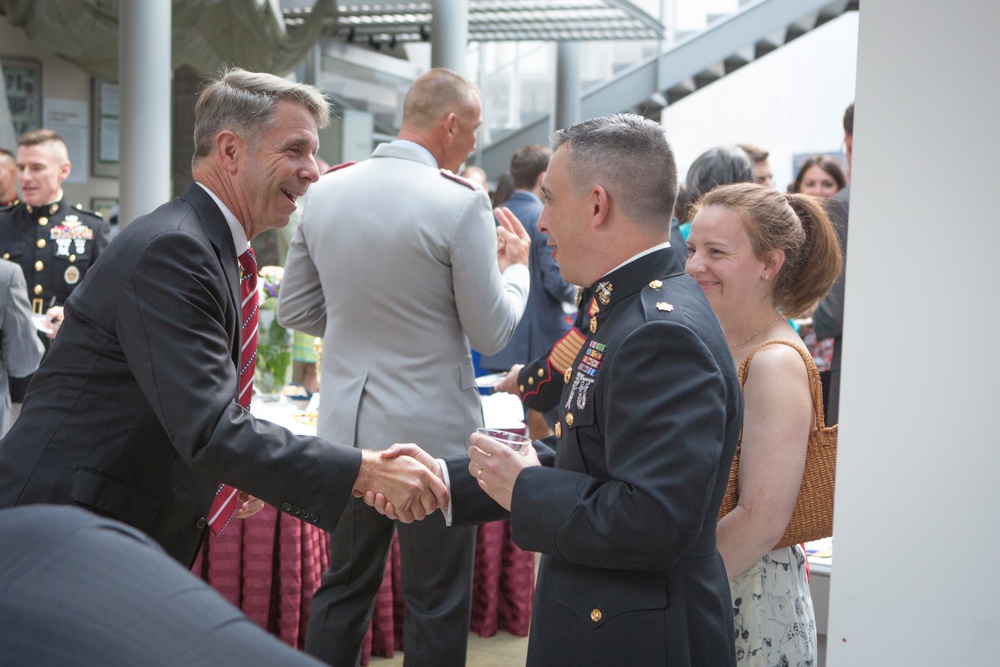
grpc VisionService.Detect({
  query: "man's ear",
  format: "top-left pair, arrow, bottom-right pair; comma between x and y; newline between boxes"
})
216,131 -> 241,174
58,160 -> 71,184
589,185 -> 610,229
442,112 -> 458,142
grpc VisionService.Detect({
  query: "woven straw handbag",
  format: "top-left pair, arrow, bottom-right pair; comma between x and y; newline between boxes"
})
718,339 -> 837,550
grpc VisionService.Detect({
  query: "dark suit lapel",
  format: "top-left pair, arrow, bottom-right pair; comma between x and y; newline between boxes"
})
180,184 -> 241,368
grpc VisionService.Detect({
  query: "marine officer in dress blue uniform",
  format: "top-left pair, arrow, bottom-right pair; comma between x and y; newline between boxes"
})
0,129 -> 111,401
377,113 -> 743,666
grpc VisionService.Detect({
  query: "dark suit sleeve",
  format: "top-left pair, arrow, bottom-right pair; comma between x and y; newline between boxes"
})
0,506 -> 327,667
444,438 -> 557,526
116,233 -> 360,529
814,194 -> 848,340
534,232 -> 577,303
511,320 -> 729,570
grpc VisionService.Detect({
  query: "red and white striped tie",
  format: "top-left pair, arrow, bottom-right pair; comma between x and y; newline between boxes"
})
206,248 -> 259,535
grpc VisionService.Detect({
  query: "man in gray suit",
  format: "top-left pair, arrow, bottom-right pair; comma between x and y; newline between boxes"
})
278,68 -> 530,666
0,258 -> 43,435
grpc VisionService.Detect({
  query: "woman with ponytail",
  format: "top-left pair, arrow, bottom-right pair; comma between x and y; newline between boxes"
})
686,183 -> 842,666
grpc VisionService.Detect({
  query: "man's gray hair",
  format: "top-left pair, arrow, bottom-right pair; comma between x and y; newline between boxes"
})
551,113 -> 677,230
192,68 -> 331,166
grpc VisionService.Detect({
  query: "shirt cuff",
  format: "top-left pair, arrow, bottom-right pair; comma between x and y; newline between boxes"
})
502,262 -> 529,285
437,458 -> 453,526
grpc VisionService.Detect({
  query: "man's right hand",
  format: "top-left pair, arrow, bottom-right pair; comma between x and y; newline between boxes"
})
493,364 -> 524,396
353,448 -> 448,523
495,206 -> 531,272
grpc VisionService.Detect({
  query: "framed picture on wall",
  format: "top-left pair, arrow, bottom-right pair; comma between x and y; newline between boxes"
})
1,56 -> 42,137
91,77 -> 120,178
90,196 -> 118,223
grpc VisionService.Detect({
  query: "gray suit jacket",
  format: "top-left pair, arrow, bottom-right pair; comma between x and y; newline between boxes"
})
279,141 -> 528,457
0,259 -> 43,434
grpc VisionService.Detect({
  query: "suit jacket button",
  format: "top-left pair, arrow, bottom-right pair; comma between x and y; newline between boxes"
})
195,517 -> 207,529
281,502 -> 292,512
291,505 -> 301,514
309,514 -> 319,523
590,608 -> 602,623
299,509 -> 310,519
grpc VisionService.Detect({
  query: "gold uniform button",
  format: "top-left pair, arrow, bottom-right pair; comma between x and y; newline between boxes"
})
554,422 -> 562,438
564,367 -> 572,383
33,284 -> 43,295
589,317 -> 598,334
69,254 -> 76,263
527,377 -> 534,386
34,261 -> 43,272
649,279 -> 662,289
1,253 -> 8,260
518,384 -> 525,393
38,216 -> 48,226
590,609 -> 602,623
37,238 -> 46,249
537,368 -> 544,377
566,412 -> 574,426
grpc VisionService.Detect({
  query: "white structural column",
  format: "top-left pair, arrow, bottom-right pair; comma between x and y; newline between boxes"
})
431,0 -> 469,75
826,1 -> 1000,664
119,1 -> 171,228
555,42 -> 582,132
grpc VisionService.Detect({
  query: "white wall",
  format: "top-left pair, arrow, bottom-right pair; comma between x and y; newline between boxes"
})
0,20 -> 119,207
662,12 -> 858,189
827,2 -> 1000,664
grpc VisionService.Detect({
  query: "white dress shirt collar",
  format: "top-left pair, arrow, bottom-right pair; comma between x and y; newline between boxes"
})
196,182 -> 250,256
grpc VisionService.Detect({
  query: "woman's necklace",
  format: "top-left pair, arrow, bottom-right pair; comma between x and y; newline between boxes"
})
727,314 -> 785,350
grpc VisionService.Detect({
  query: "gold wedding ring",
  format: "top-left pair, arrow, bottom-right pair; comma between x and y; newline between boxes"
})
477,467 -> 484,480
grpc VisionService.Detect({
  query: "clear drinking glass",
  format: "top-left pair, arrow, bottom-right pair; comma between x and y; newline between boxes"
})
475,427 -> 531,454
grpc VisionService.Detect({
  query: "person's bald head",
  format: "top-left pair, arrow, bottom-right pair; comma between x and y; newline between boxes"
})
398,69 -> 482,173
402,69 -> 479,131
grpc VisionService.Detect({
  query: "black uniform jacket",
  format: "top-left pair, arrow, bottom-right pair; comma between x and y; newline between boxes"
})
0,197 -> 111,312
447,248 -> 742,666
0,185 -> 361,565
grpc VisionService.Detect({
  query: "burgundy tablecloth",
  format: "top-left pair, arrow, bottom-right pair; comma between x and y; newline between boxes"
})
194,513 -> 533,661
192,505 -> 329,648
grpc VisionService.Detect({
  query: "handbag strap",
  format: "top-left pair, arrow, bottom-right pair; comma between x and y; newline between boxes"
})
738,339 -> 828,431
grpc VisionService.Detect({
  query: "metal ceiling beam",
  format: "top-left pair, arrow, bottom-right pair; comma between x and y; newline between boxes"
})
284,0 -> 664,43
480,0 -> 858,177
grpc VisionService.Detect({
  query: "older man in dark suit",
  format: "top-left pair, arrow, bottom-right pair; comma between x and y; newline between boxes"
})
378,113 -> 742,666
0,68 -> 445,567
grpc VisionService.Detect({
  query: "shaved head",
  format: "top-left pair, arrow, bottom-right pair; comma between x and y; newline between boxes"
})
402,68 -> 479,131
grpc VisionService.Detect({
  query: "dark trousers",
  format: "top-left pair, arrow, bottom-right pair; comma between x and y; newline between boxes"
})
305,500 -> 476,667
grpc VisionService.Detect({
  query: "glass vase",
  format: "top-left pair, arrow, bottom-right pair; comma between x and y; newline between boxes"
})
254,308 -> 292,401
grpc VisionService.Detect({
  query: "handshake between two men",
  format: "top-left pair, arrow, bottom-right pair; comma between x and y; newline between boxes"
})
354,430 -> 542,521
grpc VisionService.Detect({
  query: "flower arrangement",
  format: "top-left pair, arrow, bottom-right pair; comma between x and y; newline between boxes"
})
254,265 -> 292,399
